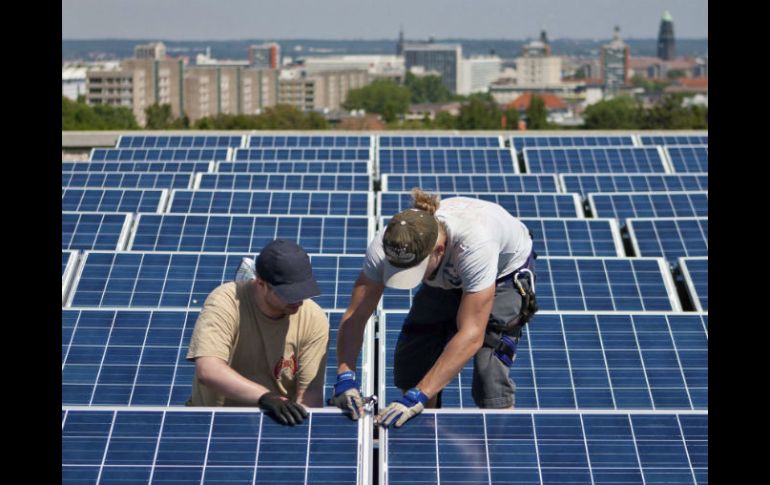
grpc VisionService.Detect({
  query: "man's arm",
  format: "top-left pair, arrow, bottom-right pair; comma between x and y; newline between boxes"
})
415,284 -> 495,398
337,271 -> 385,374
195,356 -> 272,405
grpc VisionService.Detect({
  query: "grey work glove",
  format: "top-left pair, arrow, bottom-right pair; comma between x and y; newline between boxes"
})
328,371 -> 364,420
258,392 -> 308,426
376,388 -> 429,428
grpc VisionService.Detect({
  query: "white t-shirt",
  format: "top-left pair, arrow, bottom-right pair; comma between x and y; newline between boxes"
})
363,197 -> 533,292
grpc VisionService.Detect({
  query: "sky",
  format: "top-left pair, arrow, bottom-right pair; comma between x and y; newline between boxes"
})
62,0 -> 708,40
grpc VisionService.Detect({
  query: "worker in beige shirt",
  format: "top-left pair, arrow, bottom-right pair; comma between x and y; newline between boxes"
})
186,239 -> 329,426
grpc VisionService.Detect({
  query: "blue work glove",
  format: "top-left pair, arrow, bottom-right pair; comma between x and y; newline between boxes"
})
376,388 -> 429,428
494,335 -> 518,367
328,371 -> 364,420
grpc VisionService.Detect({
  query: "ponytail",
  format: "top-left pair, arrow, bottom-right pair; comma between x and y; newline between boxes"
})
411,187 -> 440,215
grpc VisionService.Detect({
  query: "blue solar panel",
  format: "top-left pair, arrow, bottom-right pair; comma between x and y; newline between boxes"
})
63,250 -> 79,303
524,147 -> 667,174
561,173 -> 708,197
118,135 -> 244,148
640,134 -> 708,146
168,190 -> 373,216
666,146 -> 709,173
248,135 -> 372,148
62,408 -> 361,485
62,308 -> 372,406
628,218 -> 708,264
234,148 -> 371,162
62,171 -> 193,189
382,257 -> 679,311
129,215 -> 372,254
197,173 -> 371,191
66,252 -> 363,310
63,161 -> 213,173
217,161 -> 370,174
679,257 -> 708,312
381,311 -> 708,409
524,218 -> 623,257
63,212 -> 132,251
92,148 -> 230,162
379,135 -> 502,148
382,174 -> 559,193
511,135 -> 635,152
385,410 -> 707,484
379,193 -> 583,218
62,188 -> 168,213
379,149 -> 517,174
589,192 -> 708,219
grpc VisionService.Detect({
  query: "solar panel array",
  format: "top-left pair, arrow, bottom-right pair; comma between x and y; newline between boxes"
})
62,131 -> 707,484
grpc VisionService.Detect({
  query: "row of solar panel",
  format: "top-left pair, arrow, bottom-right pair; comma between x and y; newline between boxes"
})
61,306 -> 706,410
84,146 -> 707,175
61,210 -> 706,266
62,252 -> 708,312
61,187 -> 708,220
62,171 -> 708,197
114,133 -> 706,150
62,407 -> 706,485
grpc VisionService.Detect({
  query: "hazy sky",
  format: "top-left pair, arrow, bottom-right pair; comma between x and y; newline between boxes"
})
62,0 -> 708,40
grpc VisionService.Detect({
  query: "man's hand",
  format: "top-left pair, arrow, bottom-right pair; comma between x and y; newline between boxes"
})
328,371 -> 364,419
376,388 -> 429,428
258,392 -> 308,426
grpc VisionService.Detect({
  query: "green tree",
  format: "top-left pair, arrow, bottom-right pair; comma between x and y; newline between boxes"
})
583,96 -> 643,129
667,69 -> 687,79
641,94 -> 707,129
503,107 -> 520,130
404,72 -> 453,103
62,96 -> 139,130
456,95 -> 503,130
525,95 -> 550,129
343,80 -> 411,122
144,103 -> 176,129
434,111 -> 456,129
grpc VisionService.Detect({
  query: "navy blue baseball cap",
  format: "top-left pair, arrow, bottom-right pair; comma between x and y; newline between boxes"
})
256,240 -> 321,303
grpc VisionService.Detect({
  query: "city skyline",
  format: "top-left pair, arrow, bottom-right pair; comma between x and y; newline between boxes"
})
63,0 -> 708,40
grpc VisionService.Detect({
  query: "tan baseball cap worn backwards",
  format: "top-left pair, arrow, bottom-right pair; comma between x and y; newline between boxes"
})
382,209 -> 439,289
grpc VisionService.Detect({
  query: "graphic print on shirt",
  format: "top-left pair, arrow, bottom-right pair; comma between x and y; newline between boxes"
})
273,353 -> 298,381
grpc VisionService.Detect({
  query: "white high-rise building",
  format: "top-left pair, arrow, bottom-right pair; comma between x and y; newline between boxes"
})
457,56 -> 502,95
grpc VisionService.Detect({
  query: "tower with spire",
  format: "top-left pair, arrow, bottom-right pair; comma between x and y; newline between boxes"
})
601,26 -> 630,92
397,26 -> 404,56
657,11 -> 675,60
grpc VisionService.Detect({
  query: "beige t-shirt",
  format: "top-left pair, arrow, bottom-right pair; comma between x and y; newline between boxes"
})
186,281 -> 329,407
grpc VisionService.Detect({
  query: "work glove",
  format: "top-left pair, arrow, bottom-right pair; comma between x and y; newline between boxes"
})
376,387 -> 429,428
328,371 -> 364,420
258,392 -> 308,426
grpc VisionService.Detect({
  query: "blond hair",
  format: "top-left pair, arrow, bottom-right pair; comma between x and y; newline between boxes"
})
411,187 -> 440,215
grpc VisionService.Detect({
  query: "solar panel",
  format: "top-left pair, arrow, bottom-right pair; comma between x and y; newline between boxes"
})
117,135 -> 244,149
665,146 -> 709,173
63,212 -> 133,251
63,250 -> 79,304
588,192 -> 708,219
379,135 -> 503,148
560,173 -> 708,198
381,174 -> 559,193
627,218 -> 708,264
63,161 -> 214,173
234,148 -> 372,162
128,215 -> 373,254
168,190 -> 373,216
381,257 -> 680,312
511,134 -> 635,153
62,308 -> 374,406
248,135 -> 372,148
217,161 -> 371,174
62,188 -> 169,213
379,193 -> 584,218
383,410 -> 707,485
62,172 -> 193,190
66,252 -> 363,310
91,148 -> 230,162
196,173 -> 371,191
62,407 -> 365,485
380,311 -> 708,409
639,134 -> 708,146
524,147 -> 668,174
379,149 -> 517,174
679,257 -> 708,312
